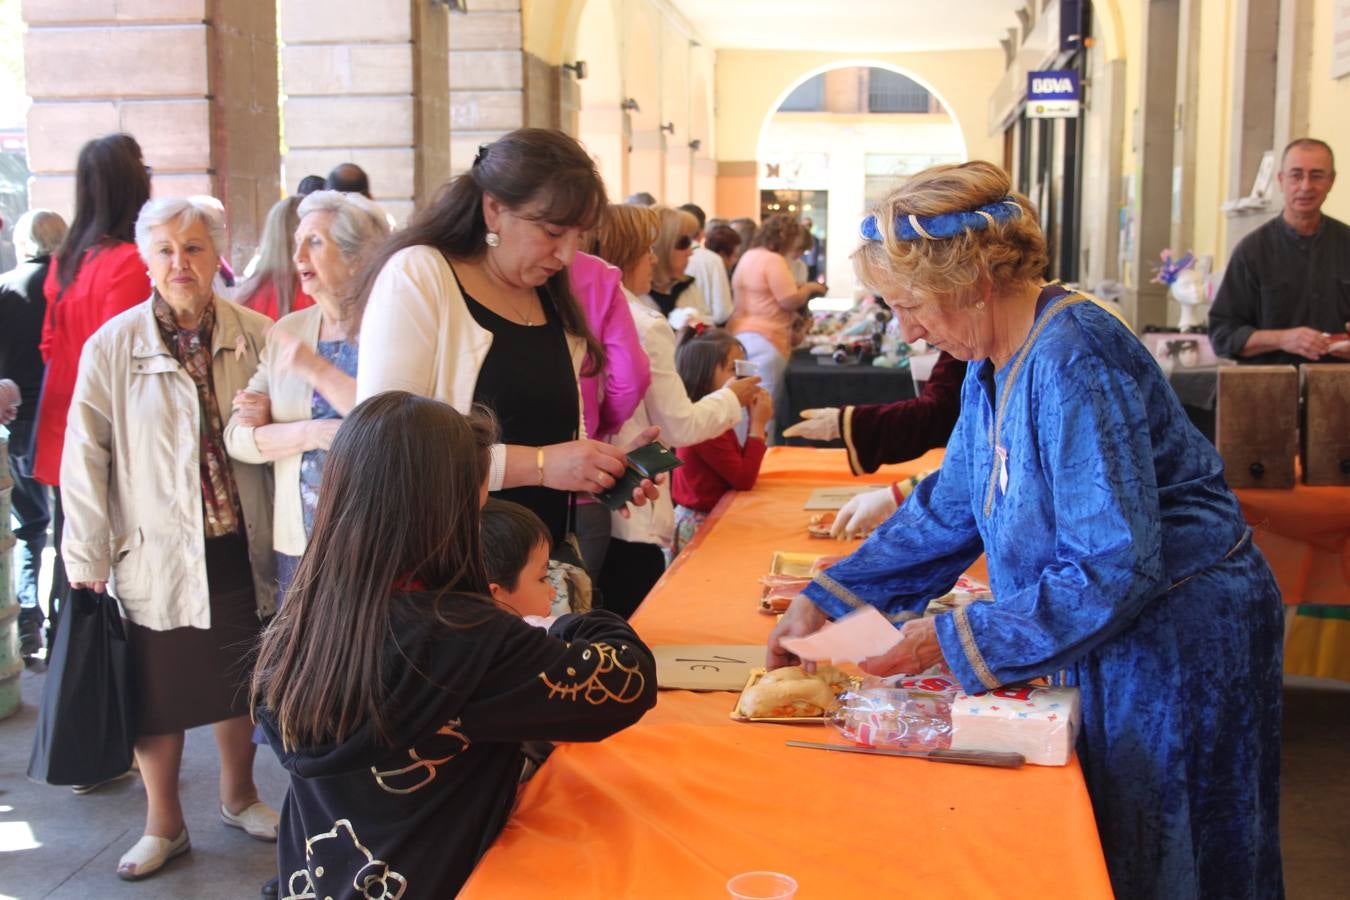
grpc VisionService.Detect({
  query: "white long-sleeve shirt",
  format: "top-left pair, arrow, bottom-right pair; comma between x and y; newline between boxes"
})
684,245 -> 734,324
610,289 -> 743,547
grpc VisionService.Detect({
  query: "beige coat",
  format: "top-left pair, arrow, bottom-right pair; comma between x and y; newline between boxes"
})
61,296 -> 276,630
224,304 -> 326,556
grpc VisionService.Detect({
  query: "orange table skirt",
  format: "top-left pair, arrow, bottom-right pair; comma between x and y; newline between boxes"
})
1235,482 -> 1350,606
460,448 -> 1112,899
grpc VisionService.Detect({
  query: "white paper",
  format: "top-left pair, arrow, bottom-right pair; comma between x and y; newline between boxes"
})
779,606 -> 904,663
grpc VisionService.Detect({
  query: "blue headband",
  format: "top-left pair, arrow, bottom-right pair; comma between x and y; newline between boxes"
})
859,197 -> 1022,242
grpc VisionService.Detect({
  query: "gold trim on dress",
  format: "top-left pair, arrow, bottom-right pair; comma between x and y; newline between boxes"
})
954,605 -> 1001,690
813,570 -> 867,610
842,405 -> 863,475
982,293 -> 1088,517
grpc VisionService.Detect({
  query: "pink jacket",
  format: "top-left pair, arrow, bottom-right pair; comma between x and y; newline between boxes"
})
569,252 -> 651,440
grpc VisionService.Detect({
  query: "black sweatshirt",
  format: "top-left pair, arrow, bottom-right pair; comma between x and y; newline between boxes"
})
256,597 -> 657,899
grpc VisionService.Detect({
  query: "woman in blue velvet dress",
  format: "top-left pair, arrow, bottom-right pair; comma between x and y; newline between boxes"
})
768,162 -> 1284,900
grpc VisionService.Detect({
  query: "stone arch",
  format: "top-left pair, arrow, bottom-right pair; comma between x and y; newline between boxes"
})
754,60 -> 969,163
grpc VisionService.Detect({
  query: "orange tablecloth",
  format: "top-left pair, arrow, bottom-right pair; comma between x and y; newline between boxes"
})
1234,483 -> 1350,606
461,448 -> 1113,899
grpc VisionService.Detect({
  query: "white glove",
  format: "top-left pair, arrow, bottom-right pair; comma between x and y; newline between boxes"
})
782,407 -> 840,441
831,485 -> 897,539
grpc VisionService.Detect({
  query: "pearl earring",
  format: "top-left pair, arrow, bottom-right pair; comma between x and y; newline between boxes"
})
975,300 -> 986,310
485,232 -> 500,247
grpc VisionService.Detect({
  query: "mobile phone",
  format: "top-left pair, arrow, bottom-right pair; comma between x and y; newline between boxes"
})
734,359 -> 759,378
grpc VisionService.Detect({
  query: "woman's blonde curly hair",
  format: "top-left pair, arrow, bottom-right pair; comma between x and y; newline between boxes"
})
852,161 -> 1047,307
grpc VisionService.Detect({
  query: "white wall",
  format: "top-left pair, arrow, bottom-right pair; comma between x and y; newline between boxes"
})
758,112 -> 965,296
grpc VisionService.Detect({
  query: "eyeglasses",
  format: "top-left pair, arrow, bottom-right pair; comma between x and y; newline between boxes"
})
673,235 -> 694,251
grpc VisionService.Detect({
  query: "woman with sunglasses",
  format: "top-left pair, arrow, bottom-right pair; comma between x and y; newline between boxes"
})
643,206 -> 705,324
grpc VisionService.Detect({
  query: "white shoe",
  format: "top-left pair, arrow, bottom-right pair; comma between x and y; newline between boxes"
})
117,829 -> 190,880
220,800 -> 279,841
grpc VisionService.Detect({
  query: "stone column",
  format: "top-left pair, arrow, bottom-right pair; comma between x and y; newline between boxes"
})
1125,0 -> 1180,330
448,2 -> 525,173
24,0 -> 280,265
281,0 -> 449,226
1273,0 -> 1314,151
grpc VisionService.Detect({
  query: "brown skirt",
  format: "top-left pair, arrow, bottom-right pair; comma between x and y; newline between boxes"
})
127,533 -> 261,736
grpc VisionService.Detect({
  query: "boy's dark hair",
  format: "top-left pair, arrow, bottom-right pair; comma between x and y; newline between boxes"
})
481,498 -> 552,591
677,202 -> 706,231
675,326 -> 743,402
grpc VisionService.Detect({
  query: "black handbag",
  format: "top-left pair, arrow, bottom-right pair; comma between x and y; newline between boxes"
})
28,587 -> 137,785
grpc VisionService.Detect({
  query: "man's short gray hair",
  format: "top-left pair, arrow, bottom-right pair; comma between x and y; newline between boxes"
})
296,190 -> 391,261
14,209 -> 68,258
134,196 -> 227,264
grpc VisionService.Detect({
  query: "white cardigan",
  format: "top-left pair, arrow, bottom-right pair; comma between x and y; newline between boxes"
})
610,290 -> 742,547
356,246 -> 589,489
223,304 -> 326,556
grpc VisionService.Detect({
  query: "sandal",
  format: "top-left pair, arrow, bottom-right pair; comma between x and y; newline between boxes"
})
117,829 -> 190,880
220,800 -> 279,841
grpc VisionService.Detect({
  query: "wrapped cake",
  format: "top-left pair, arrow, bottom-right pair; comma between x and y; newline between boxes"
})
949,685 -> 1081,766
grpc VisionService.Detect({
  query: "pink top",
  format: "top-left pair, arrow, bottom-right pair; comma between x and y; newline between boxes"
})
568,251 -> 651,440
727,247 -> 801,357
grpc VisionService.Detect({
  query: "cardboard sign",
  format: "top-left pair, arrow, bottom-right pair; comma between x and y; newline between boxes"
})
653,645 -> 764,691
803,485 -> 877,510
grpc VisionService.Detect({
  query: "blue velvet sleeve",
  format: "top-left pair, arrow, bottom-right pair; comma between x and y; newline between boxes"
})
935,343 -> 1168,690
802,401 -> 984,623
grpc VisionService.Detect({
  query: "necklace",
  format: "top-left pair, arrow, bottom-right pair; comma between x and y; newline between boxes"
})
503,291 -> 537,326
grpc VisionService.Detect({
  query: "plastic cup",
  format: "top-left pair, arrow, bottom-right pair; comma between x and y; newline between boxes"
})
726,871 -> 798,900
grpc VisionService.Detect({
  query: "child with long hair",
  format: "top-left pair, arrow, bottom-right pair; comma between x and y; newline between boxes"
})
670,328 -> 773,553
252,392 -> 656,897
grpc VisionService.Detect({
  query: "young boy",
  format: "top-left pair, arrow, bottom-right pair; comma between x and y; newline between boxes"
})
481,499 -> 556,619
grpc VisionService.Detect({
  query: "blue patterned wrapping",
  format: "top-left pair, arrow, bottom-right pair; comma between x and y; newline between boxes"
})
802,294 -> 1284,900
859,197 -> 1022,242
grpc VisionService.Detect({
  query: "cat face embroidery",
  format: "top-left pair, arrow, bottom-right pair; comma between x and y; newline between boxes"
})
538,641 -> 646,705
282,819 -> 407,900
370,720 -> 470,795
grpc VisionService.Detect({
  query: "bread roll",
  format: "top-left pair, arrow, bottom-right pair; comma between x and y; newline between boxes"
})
741,673 -> 840,718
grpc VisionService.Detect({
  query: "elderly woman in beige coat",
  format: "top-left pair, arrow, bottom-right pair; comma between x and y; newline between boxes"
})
225,190 -> 389,599
61,196 -> 277,881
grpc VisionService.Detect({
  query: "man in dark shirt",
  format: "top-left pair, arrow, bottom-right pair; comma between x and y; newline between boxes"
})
1209,138 -> 1350,365
0,209 -> 67,659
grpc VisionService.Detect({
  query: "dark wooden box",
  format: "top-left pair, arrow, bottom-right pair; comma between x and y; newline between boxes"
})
1302,364 -> 1350,486
1216,366 -> 1298,489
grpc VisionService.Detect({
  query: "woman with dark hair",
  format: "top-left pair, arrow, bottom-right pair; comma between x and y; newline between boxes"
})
728,213 -> 827,441
703,224 -> 743,275
234,196 -> 314,321
253,392 -> 656,897
35,132 -> 151,647
352,128 -> 657,565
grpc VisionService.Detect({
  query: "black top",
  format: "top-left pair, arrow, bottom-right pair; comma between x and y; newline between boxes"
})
257,600 -> 657,900
465,286 -> 578,545
647,277 -> 696,315
1208,215 -> 1350,365
0,255 -> 53,426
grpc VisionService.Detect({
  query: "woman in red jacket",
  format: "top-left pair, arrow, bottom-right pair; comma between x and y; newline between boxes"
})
36,132 -> 151,649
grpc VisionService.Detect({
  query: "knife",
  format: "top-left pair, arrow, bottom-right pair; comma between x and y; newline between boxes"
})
786,740 -> 1024,768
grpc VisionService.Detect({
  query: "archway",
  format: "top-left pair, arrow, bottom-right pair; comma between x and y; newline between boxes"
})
756,61 -> 967,298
